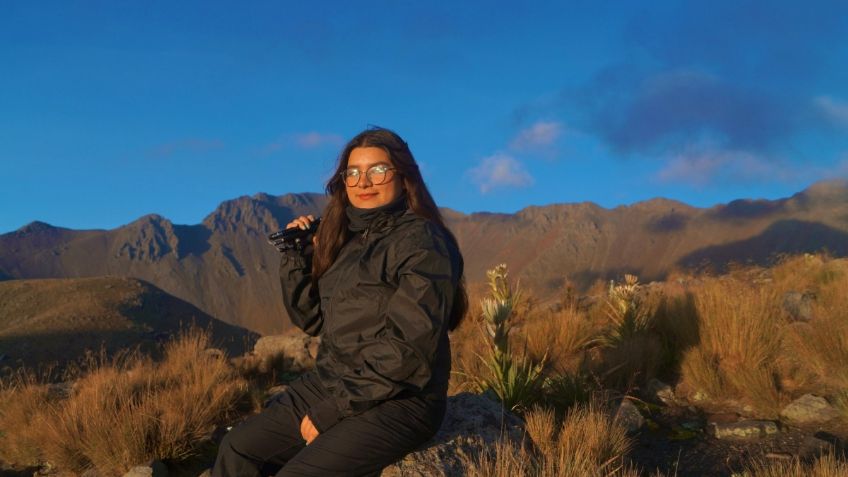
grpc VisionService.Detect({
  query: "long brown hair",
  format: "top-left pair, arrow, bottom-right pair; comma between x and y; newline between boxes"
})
312,126 -> 468,331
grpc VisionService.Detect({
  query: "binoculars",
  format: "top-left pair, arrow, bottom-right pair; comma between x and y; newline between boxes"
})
268,217 -> 321,252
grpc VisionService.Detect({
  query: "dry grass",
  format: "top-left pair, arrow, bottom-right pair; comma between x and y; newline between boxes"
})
743,452 -> 848,477
770,254 -> 845,294
4,255 -> 847,475
456,254 -> 848,414
779,258 -> 848,416
449,305 -> 489,395
523,306 -> 596,374
679,278 -> 786,415
0,370 -> 53,465
0,329 -> 247,475
462,400 -> 642,477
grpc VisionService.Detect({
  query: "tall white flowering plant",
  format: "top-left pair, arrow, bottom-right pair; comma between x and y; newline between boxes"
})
475,264 -> 546,412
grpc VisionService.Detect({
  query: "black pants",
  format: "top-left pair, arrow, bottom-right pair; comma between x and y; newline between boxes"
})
212,372 -> 446,477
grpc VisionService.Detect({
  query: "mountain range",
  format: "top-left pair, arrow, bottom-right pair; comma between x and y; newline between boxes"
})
2,180 -> 847,335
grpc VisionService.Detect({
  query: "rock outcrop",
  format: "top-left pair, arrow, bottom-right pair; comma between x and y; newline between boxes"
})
381,392 -> 525,477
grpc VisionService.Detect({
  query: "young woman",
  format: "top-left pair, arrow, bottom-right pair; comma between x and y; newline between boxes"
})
212,127 -> 468,476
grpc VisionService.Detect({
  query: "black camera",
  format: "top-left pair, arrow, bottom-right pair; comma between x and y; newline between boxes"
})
268,218 -> 321,252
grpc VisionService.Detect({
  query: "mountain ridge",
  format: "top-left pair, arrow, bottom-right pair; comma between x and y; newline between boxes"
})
2,181 -> 847,334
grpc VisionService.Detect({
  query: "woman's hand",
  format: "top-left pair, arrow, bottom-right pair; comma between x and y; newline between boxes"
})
300,415 -> 319,444
286,215 -> 318,246
286,215 -> 316,230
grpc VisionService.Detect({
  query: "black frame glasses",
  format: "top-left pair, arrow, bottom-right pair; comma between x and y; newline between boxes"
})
340,164 -> 397,187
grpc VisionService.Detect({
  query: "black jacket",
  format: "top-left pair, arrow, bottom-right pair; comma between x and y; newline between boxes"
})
279,205 -> 462,433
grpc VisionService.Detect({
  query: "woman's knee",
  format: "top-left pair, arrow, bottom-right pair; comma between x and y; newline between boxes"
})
218,424 -> 248,454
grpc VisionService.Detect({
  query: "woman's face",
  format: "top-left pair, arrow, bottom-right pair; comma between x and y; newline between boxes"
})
344,147 -> 403,209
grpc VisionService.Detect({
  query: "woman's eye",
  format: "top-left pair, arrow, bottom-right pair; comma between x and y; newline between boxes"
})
370,165 -> 387,173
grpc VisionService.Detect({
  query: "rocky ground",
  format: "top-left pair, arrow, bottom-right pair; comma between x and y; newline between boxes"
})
618,379 -> 848,476
626,402 -> 846,476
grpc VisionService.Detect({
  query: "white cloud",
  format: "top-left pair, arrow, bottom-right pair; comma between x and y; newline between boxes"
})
509,120 -> 564,151
259,131 -> 344,156
655,145 -> 791,186
293,131 -> 344,149
467,153 -> 534,193
815,96 -> 848,127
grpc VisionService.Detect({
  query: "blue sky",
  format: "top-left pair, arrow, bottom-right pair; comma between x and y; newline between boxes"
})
2,1 -> 847,232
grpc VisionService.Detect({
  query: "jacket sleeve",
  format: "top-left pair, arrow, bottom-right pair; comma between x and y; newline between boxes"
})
307,228 -> 459,432
279,246 -> 323,337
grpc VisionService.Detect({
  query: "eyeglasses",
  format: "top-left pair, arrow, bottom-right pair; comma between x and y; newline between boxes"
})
340,164 -> 397,187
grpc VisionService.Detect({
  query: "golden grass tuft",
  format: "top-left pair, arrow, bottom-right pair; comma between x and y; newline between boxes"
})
523,306 -> 596,374
744,452 -> 848,477
679,278 -> 786,414
462,400 -> 640,477
0,328 -> 247,475
0,371 -> 53,465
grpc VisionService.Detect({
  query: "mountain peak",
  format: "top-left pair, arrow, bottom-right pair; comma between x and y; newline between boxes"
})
10,221 -> 75,238
16,221 -> 58,234
203,192 -> 325,234
801,179 -> 848,198
786,179 -> 848,207
129,214 -> 172,226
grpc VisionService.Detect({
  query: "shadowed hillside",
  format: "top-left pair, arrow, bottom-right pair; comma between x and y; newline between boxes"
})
0,276 -> 258,370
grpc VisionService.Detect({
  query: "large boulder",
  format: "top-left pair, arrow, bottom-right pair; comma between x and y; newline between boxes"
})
780,394 -> 841,425
380,392 -> 525,477
614,399 -> 645,434
249,331 -> 320,373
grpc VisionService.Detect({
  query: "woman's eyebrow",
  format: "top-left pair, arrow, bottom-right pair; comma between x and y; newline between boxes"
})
347,161 -> 391,169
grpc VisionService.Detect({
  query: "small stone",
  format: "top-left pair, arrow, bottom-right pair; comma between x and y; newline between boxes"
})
780,394 -> 840,424
765,452 -> 793,461
122,460 -> 168,477
711,420 -> 779,439
644,378 -> 676,405
783,291 -> 815,322
615,399 -> 645,434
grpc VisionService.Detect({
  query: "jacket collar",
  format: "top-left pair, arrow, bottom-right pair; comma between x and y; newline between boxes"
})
346,193 -> 409,235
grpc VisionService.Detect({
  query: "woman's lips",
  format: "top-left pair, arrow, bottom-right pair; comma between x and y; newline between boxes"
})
357,193 -> 378,200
